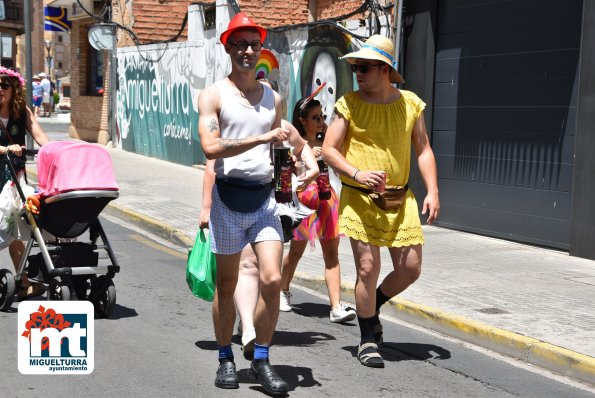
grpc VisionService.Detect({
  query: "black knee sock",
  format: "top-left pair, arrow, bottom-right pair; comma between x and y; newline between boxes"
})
358,316 -> 376,344
375,285 -> 391,314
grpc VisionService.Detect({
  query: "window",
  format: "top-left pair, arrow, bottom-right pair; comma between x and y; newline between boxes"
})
58,34 -> 63,43
0,31 -> 14,67
58,61 -> 63,69
204,6 -> 215,30
86,45 -> 104,95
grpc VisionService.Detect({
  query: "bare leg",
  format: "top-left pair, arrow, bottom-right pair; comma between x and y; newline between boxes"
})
213,252 -> 242,346
349,238 -> 382,318
380,245 -> 422,297
320,237 -> 341,309
280,239 -> 307,291
252,240 -> 283,345
234,245 -> 259,333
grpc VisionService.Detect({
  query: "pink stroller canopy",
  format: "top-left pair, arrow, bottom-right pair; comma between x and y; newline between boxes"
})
37,141 -> 119,197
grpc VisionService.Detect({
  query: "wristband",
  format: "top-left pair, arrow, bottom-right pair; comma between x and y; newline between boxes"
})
353,169 -> 360,181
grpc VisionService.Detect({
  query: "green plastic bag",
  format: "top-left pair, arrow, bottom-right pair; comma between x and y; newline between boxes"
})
186,229 -> 217,301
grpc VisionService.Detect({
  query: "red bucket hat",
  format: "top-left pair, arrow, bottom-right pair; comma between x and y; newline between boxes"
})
220,12 -> 267,45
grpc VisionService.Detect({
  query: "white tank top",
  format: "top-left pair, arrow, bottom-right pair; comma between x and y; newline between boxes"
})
213,81 -> 276,183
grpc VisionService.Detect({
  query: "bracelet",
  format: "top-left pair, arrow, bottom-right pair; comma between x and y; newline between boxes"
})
353,169 -> 360,182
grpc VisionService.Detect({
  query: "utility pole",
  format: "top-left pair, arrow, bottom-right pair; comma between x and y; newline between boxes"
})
24,0 -> 33,151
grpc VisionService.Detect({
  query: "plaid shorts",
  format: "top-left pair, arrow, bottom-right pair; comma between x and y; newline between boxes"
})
210,184 -> 283,254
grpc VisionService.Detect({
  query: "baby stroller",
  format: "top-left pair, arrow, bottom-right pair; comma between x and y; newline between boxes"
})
0,141 -> 120,318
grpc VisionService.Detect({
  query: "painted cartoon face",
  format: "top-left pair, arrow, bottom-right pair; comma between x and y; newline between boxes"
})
311,52 -> 336,125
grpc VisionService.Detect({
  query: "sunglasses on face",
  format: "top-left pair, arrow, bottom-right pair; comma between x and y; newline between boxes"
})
309,113 -> 326,123
0,81 -> 11,90
228,40 -> 263,51
350,63 -> 384,74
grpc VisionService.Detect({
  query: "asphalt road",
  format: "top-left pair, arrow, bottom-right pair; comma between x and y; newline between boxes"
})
1,216 -> 593,397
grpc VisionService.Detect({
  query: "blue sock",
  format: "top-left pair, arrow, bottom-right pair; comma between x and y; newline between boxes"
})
218,345 -> 234,361
253,344 -> 269,361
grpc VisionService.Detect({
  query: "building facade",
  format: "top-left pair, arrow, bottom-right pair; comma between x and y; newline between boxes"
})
37,0 -> 595,260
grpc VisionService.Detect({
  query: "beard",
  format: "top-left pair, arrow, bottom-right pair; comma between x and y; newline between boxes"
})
232,54 -> 257,72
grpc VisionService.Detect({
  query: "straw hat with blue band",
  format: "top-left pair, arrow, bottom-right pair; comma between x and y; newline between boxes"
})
340,35 -> 404,84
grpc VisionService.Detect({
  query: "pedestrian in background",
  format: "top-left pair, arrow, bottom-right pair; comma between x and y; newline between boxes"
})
31,75 -> 43,117
279,95 -> 356,324
0,67 -> 50,297
322,35 -> 440,368
196,12 -> 315,397
39,73 -> 51,117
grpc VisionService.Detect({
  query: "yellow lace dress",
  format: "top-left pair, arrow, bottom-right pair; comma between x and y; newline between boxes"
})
334,90 -> 425,247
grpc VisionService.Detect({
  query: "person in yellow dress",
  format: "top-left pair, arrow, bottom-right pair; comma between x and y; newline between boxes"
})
322,35 -> 440,368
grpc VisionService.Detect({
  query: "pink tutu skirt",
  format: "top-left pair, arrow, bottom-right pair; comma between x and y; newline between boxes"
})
292,183 -> 340,241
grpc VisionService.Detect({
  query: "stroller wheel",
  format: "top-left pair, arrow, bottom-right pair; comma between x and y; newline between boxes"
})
0,269 -> 16,311
48,279 -> 74,301
91,276 -> 116,319
73,276 -> 95,300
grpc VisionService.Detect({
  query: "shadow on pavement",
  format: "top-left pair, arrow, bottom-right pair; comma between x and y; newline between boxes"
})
237,365 -> 321,395
341,342 -> 451,362
195,340 -> 218,351
382,342 -> 451,361
107,304 -> 139,320
273,330 -> 336,347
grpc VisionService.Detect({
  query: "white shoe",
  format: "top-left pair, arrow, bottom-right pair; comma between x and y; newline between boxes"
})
330,303 -> 357,323
279,291 -> 292,312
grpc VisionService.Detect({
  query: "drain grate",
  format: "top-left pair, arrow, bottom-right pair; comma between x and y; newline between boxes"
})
474,307 -> 509,314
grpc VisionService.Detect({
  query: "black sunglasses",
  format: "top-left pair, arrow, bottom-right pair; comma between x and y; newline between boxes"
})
228,40 -> 263,51
0,81 -> 11,90
350,63 -> 384,74
309,114 -> 326,123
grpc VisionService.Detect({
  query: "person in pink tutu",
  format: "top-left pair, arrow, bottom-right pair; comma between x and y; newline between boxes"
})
279,95 -> 356,324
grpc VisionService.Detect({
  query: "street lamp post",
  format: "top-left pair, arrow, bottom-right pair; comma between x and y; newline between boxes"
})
44,39 -> 53,79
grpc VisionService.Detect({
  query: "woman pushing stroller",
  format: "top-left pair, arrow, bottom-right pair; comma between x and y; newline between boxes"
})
0,67 -> 50,298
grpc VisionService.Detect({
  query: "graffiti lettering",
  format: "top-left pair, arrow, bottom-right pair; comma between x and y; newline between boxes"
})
121,78 -> 191,120
163,121 -> 192,143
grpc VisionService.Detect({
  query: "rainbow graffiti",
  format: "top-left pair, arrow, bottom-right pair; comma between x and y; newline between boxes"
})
256,49 -> 279,79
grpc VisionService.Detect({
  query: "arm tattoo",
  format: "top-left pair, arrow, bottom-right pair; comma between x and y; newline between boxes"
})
219,138 -> 248,149
207,118 -> 219,133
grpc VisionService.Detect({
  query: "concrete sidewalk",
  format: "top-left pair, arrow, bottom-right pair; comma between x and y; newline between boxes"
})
27,133 -> 595,386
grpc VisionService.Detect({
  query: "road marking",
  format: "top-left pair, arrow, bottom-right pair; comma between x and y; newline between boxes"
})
129,234 -> 186,259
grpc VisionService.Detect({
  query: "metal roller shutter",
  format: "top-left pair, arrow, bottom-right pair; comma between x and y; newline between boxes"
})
432,0 -> 582,249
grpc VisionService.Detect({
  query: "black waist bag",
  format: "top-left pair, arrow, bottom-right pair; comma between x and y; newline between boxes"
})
215,178 -> 273,213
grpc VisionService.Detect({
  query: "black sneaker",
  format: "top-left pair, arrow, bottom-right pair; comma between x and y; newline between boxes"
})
249,359 -> 288,396
215,359 -> 239,389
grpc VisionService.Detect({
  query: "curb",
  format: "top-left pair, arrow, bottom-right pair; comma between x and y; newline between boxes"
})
291,272 -> 595,387
25,166 -> 195,248
104,202 -> 194,248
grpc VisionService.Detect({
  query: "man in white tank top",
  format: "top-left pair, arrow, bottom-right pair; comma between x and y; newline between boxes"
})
197,12 -> 316,396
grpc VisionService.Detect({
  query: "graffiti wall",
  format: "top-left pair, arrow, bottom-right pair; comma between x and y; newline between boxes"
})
116,42 -> 206,166
266,26 -> 356,123
115,21 -> 364,166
